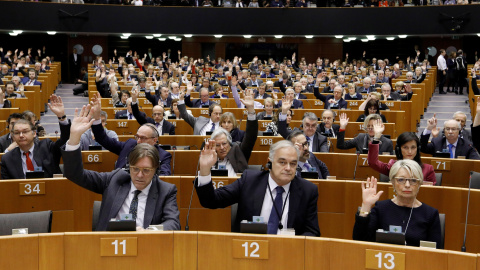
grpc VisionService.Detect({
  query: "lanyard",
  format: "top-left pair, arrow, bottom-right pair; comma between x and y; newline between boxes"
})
267,181 -> 290,230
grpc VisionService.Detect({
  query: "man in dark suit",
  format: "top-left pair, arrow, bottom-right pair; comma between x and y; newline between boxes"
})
381,84 -> 412,101
195,140 -> 320,236
115,98 -> 136,120
322,79 -> 337,93
245,72 -> 264,87
421,117 -> 479,160
195,78 -> 214,92
207,94 -> 258,175
317,110 -> 340,138
313,84 -> 348,110
278,101 -> 328,153
21,69 -> 42,86
185,87 -> 216,108
1,95 -> 70,179
70,48 -> 81,83
91,93 -> 172,175
274,74 -> 293,90
179,87 -> 222,135
277,88 -> 304,109
61,108 -> 180,231
287,131 -> 330,179
0,113 -> 23,153
131,88 -> 175,135
356,77 -> 375,94
254,84 -> 271,99
145,86 -> 172,108
336,113 -> 394,154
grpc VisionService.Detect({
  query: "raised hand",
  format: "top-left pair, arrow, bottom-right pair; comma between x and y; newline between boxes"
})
131,88 -> 139,102
199,140 -> 218,176
339,113 -> 349,129
431,127 -> 441,138
48,95 -> 65,118
240,92 -> 255,113
69,104 -> 95,146
179,90 -> 185,101
404,83 -> 412,93
426,113 -> 437,131
360,177 -> 384,214
373,119 -> 384,137
231,75 -> 238,86
281,96 -> 292,114
90,93 -> 102,120
186,81 -> 193,94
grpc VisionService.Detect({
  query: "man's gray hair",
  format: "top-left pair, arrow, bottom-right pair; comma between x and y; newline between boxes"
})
363,77 -> 372,84
268,140 -> 300,161
444,119 -> 461,129
452,111 -> 466,118
211,127 -> 232,145
302,112 -> 318,126
285,88 -> 295,95
100,110 -> 108,119
381,84 -> 391,91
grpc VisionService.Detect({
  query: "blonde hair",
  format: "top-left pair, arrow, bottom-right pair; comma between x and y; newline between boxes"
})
389,159 -> 424,184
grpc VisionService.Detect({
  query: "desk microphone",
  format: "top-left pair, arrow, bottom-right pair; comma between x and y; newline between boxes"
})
461,171 -> 473,252
55,130 -> 58,140
171,145 -> 176,176
185,149 -> 202,231
353,151 -> 360,180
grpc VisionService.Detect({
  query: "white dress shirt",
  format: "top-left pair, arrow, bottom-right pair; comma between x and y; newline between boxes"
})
116,181 -> 152,228
437,54 -> 447,71
200,119 -> 219,136
20,145 -> 38,175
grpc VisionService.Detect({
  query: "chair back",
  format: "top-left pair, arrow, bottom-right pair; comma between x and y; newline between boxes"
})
92,201 -> 102,231
0,210 -> 52,236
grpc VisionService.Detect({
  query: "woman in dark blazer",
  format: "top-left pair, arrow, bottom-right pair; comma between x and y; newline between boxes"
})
219,112 -> 245,143
257,97 -> 275,120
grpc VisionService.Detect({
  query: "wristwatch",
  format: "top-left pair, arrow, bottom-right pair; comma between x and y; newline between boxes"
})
58,115 -> 67,120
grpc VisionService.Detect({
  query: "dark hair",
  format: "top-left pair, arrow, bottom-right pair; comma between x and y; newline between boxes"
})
22,110 -> 37,123
364,99 -> 380,116
120,89 -> 130,98
286,130 -> 305,141
7,113 -> 23,125
396,132 -> 422,167
209,103 -> 222,115
11,119 -> 35,133
128,143 -> 160,170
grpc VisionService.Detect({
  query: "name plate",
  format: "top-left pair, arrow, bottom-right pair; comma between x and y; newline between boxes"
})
260,138 -> 274,146
19,182 -> 45,196
100,238 -> 137,257
365,249 -> 405,270
360,157 -> 369,167
83,153 -> 103,163
349,101 -> 359,107
430,160 -> 451,171
313,100 -> 324,106
232,240 -> 268,260
200,109 -> 209,115
117,121 -> 129,128
212,180 -> 225,189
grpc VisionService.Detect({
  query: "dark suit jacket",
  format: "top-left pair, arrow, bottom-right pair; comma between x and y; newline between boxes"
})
61,148 -> 180,231
472,125 -> 480,153
317,123 -> 340,137
21,77 -> 42,86
296,93 -> 308,100
146,91 -> 172,107
230,128 -> 245,143
277,99 -> 304,109
91,123 -> 172,175
278,120 -> 328,152
420,134 -> 480,160
344,93 -> 363,100
132,103 -> 175,135
336,131 -> 394,154
195,170 -> 320,236
1,121 -> 70,179
226,118 -> 258,173
254,92 -> 271,99
297,152 -> 330,179
356,114 -> 388,123
184,95 -> 216,108
115,109 -> 135,120
356,86 -> 375,94
313,86 -> 347,109
382,91 -> 412,101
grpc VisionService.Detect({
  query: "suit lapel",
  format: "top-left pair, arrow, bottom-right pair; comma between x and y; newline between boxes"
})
32,141 -> 43,169
287,178 -> 301,228
12,148 -> 25,178
312,133 -> 319,152
110,182 -> 131,219
252,174 -> 268,216
143,177 -> 159,227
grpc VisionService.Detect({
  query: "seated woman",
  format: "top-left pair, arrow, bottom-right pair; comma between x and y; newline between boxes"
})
219,112 -> 245,143
111,87 -> 130,108
344,83 -> 363,100
257,97 -> 275,120
353,160 -> 441,247
210,84 -> 228,98
368,125 -> 436,184
265,108 -> 294,136
164,99 -> 192,120
357,98 -> 388,123
337,113 -> 393,154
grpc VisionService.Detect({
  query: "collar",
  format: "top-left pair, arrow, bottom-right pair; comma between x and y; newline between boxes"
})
446,139 -> 458,148
20,144 -> 35,156
129,178 -> 153,194
267,174 -> 292,194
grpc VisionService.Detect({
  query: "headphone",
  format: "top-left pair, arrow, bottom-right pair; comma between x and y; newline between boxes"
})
266,161 -> 272,170
143,123 -> 160,138
395,132 -> 421,159
208,103 -> 222,117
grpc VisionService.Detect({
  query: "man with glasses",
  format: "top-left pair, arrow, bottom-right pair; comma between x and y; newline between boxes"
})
287,130 -> 330,179
131,89 -> 175,135
61,105 -> 180,231
90,93 -> 172,175
421,116 -> 479,159
1,95 -> 70,179
322,79 -> 337,93
314,84 -> 348,110
185,86 -> 215,108
381,84 -> 412,101
317,110 -> 340,138
80,110 -> 119,150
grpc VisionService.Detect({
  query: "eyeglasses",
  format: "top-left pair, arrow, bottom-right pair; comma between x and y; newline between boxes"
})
134,134 -> 156,140
301,141 -> 310,147
215,142 -> 229,148
445,128 -> 459,132
13,130 -> 33,136
394,177 -> 420,186
130,166 -> 155,175
152,113 -> 163,116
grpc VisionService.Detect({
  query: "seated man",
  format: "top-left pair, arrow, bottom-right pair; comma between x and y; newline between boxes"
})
0,113 -> 23,153
230,77 -> 264,109
278,101 -> 328,152
356,77 -> 374,94
421,115 -> 479,160
4,81 -> 25,98
131,88 -> 175,135
381,83 -> 412,101
112,88 -> 130,108
195,140 -> 320,236
62,107 -> 180,231
21,68 -> 42,86
80,111 -> 119,150
146,86 -> 172,108
293,82 -> 307,99
314,84 -> 347,110
1,95 -> 70,179
276,88 -> 304,109
287,130 -> 330,179
254,83 -> 271,99
115,98 -> 135,119
91,93 -> 172,174
185,86 -> 215,108
322,79 -> 337,93
245,71 -> 264,87
376,70 -> 389,83
0,87 -> 11,108
452,111 -> 472,142
179,85 -> 222,135
195,78 -> 214,92
317,109 -> 340,138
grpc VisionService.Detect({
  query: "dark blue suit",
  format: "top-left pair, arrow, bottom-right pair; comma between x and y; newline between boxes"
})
230,128 -> 245,143
195,170 -> 320,236
277,99 -> 304,109
21,77 -> 42,86
296,152 -> 330,179
313,86 -> 347,109
185,95 -> 215,108
92,123 -> 172,175
132,103 -> 175,135
145,91 -> 172,107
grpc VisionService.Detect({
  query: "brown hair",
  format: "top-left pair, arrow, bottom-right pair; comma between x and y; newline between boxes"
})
128,143 -> 160,170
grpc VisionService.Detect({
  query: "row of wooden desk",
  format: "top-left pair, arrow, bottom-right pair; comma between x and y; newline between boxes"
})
0,231 -> 478,270
0,177 -> 479,253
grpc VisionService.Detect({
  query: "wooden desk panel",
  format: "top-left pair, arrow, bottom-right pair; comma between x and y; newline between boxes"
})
0,234 -> 38,270
39,233 -> 64,270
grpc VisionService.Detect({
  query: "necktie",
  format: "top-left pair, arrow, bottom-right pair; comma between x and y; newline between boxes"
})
128,114 -> 132,120
24,151 -> 34,172
129,190 -> 142,220
210,123 -> 216,132
306,136 -> 311,144
448,144 -> 454,158
303,162 -> 311,172
267,186 -> 285,234
155,122 -> 160,128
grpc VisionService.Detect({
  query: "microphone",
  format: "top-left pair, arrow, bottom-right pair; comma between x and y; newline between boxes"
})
171,145 -> 176,176
55,130 -> 58,140
461,171 -> 473,252
185,149 -> 202,231
353,151 -> 360,181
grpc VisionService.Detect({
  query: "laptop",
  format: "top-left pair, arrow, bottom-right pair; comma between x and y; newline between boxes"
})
376,231 -> 406,245
240,221 -> 268,234
25,171 -> 45,179
107,220 -> 136,231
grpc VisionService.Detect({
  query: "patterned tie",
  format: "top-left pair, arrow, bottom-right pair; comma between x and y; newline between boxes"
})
155,122 -> 160,128
448,144 -> 454,159
303,162 -> 311,172
24,151 -> 34,172
128,114 -> 132,120
129,190 -> 142,220
210,123 -> 216,132
267,186 -> 285,234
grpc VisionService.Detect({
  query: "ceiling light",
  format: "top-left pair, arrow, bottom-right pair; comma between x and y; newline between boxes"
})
348,37 -> 356,40
361,39 -> 369,42
121,36 -> 128,39
386,37 -> 395,41
9,33 -> 18,36
343,39 -> 351,42
398,35 -> 407,38
146,36 -> 153,39
477,34 -> 480,37
153,34 -> 161,37
174,38 -> 182,41
12,30 -> 23,34
214,35 -> 223,38
47,31 -> 56,35
184,34 -> 193,38
274,35 -> 283,38
335,35 -> 344,38
158,38 -> 166,41
168,36 -> 177,39
122,33 -> 131,37
366,35 -> 375,40
243,35 -> 252,38
305,35 -> 314,39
